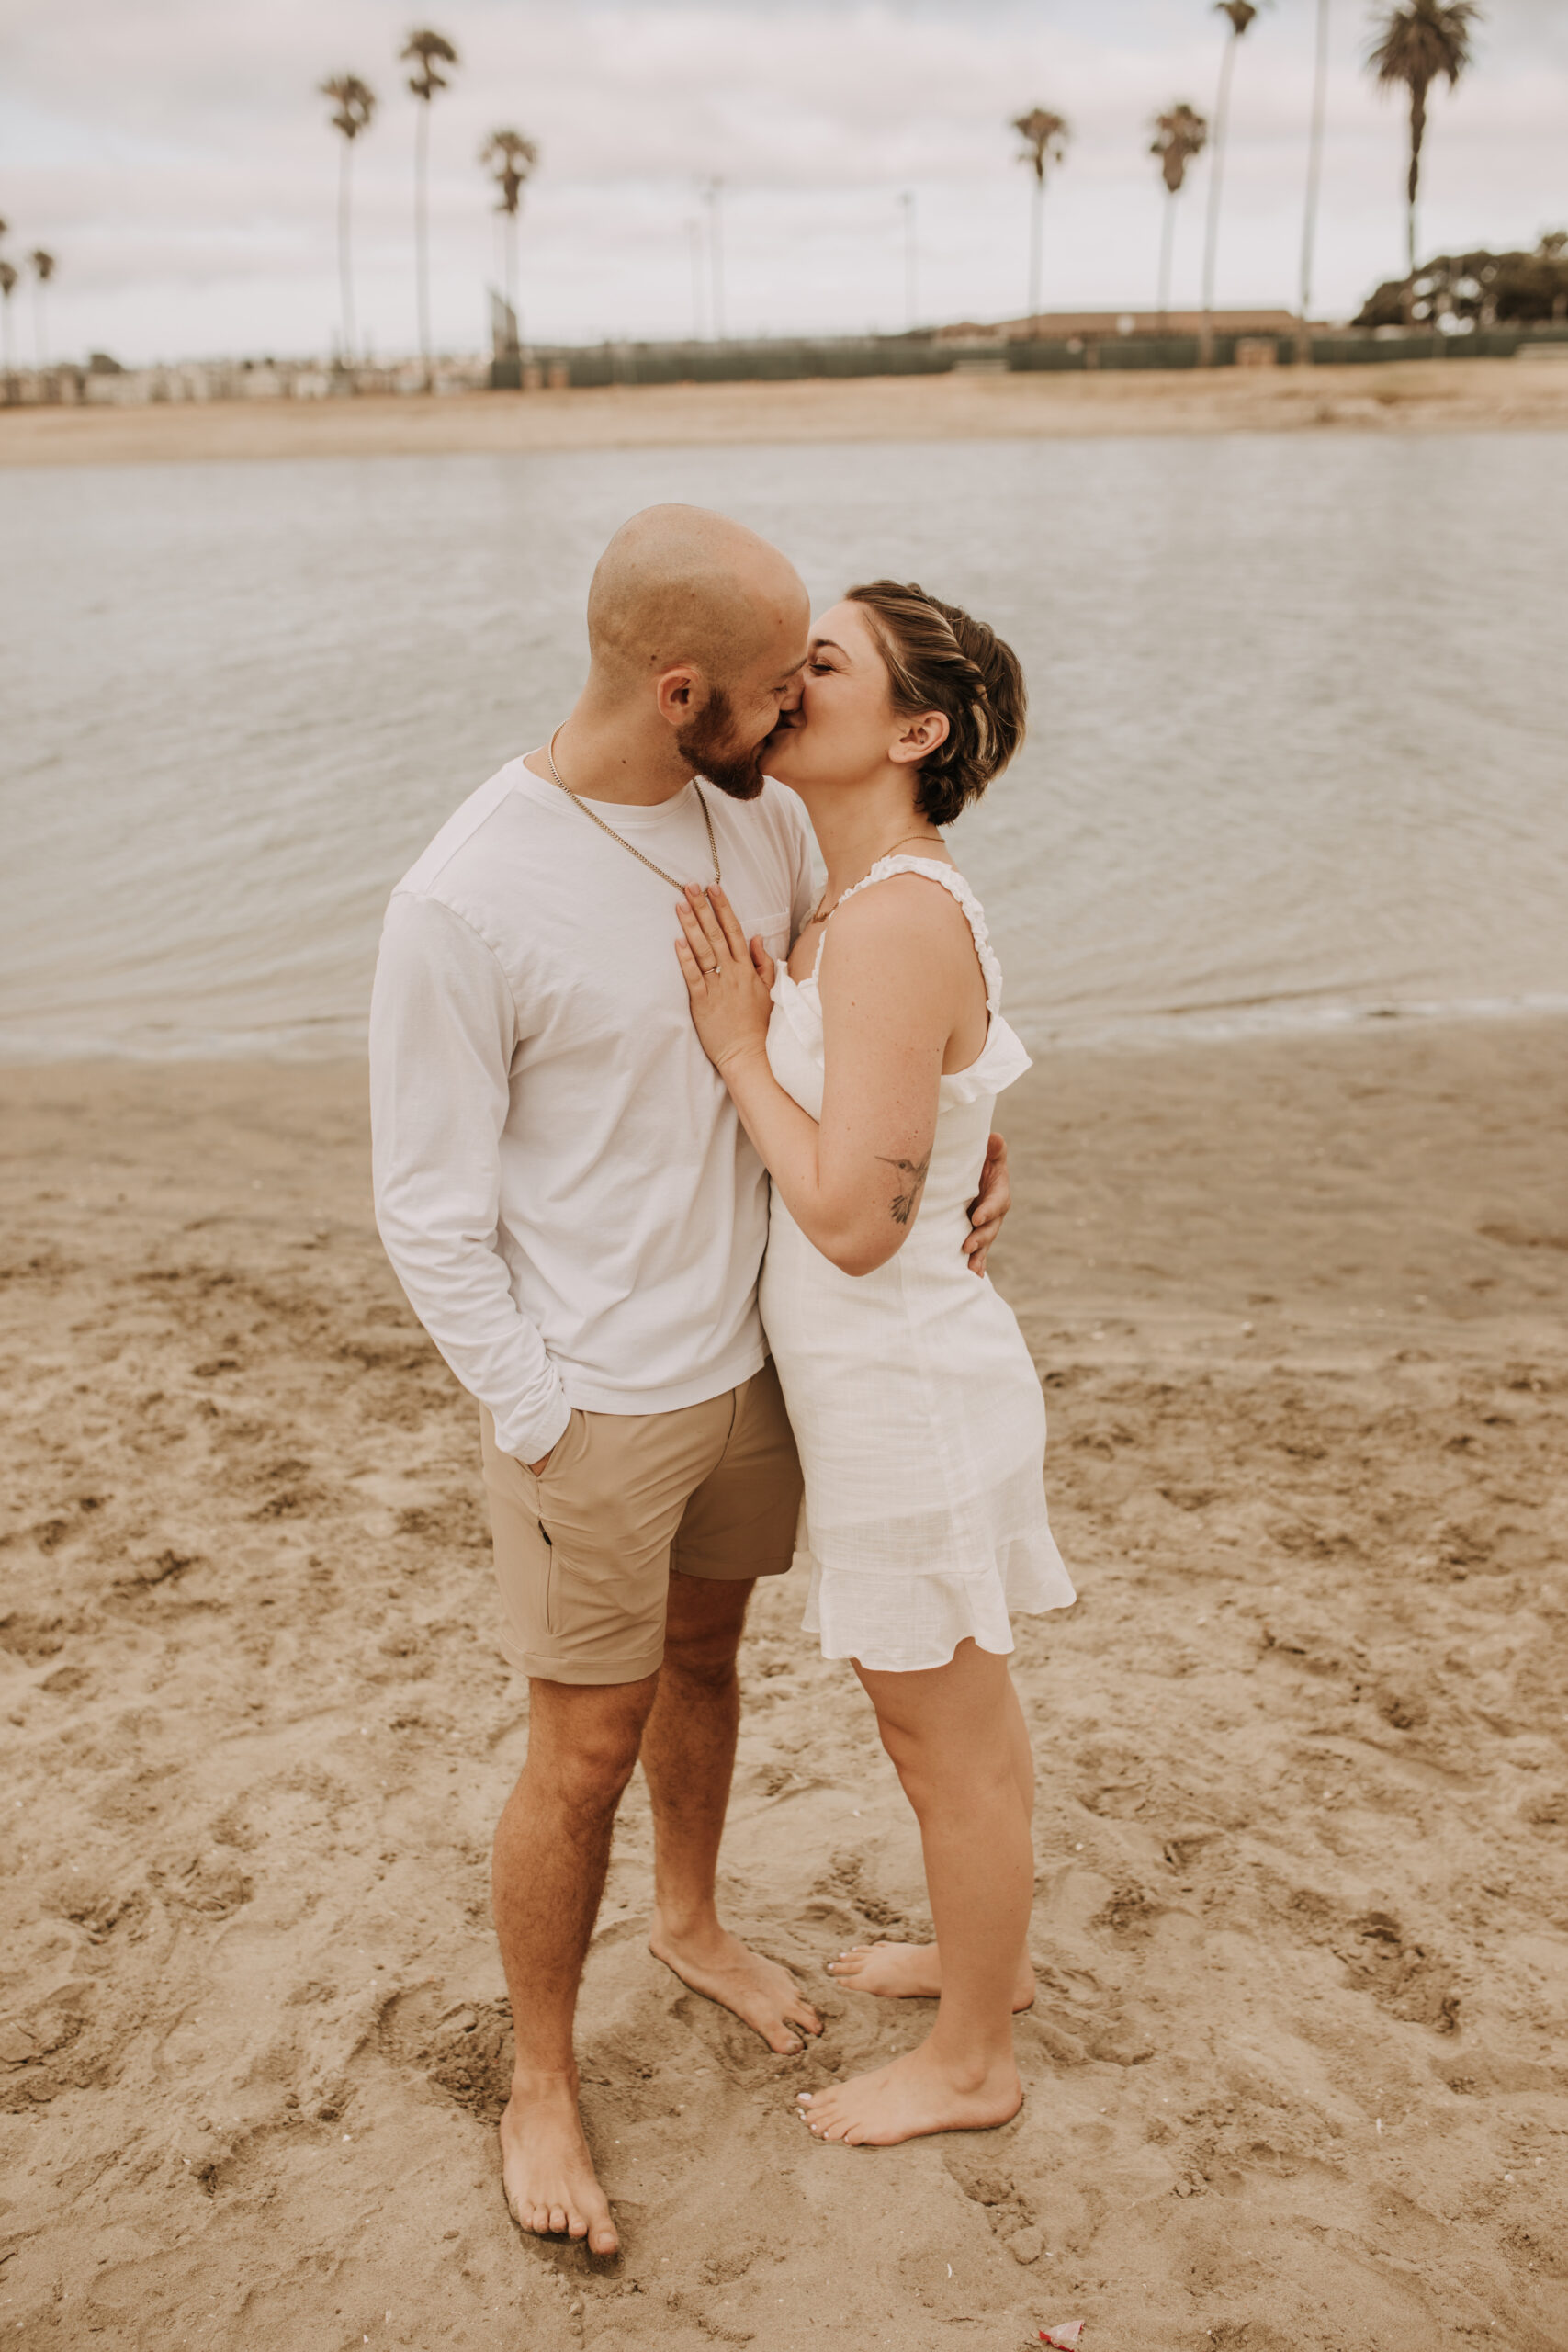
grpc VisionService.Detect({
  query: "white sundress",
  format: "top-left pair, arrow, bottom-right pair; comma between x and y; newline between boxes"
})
758,855 -> 1077,1673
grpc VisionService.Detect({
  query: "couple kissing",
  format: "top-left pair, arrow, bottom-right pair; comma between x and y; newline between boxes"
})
368,503 -> 1074,2257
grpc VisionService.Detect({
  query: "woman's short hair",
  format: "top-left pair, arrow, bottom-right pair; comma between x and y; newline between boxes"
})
845,579 -> 1027,827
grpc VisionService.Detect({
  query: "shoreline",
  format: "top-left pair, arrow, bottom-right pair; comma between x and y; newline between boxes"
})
5,991 -> 1566,1071
4,1012 -> 1565,2346
3,355 -> 1566,466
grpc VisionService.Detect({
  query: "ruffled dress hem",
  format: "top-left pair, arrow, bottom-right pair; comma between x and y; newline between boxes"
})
798,1531 -> 1077,1673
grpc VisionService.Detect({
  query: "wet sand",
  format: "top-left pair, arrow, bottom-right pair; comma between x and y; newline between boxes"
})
4,356 -> 1568,469
2,1015 -> 1566,2349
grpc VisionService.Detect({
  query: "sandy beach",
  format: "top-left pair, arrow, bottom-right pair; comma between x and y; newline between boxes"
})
3,1014 -> 1565,2349
4,356 -> 1568,468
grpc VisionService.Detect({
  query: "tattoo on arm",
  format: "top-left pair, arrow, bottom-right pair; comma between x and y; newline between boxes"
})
877,1152 -> 931,1227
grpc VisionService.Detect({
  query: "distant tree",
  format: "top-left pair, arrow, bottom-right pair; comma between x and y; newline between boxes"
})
28,252 -> 55,366
1354,238 -> 1568,331
1011,107 -> 1070,334
0,257 -> 17,399
479,129 -> 540,356
400,28 -> 459,389
1201,2 -> 1264,350
1150,105 -> 1208,325
1367,1 -> 1482,291
321,74 -> 377,367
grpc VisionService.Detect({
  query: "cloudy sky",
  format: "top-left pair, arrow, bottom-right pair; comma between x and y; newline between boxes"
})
3,0 -> 1564,367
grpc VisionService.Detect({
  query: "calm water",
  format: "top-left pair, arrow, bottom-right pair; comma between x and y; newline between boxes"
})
3,434 -> 1565,1059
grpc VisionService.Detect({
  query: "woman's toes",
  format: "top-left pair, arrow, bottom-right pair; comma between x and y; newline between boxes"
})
590,2222 -> 618,2256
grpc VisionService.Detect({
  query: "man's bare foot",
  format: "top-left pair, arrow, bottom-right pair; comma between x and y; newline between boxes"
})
500,2067 -> 618,2255
826,1939 -> 1035,2013
796,2038 -> 1022,2145
649,1915 -> 823,2055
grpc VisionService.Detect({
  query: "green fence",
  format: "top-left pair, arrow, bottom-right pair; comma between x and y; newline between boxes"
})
488,324 -> 1568,393
553,339 -> 955,390
1314,329 -> 1526,363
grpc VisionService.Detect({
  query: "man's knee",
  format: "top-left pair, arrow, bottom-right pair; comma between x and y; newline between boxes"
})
660,1619 -> 743,1694
661,1573 -> 749,1690
526,1677 -> 653,1812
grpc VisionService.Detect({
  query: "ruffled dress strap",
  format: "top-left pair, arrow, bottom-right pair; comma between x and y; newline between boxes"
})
829,856 -> 1003,1012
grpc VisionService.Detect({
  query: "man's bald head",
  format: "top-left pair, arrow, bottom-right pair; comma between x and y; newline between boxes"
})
586,504 -> 807,693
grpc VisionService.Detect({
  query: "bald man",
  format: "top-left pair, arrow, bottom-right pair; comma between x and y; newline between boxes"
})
369,506 -> 1011,2256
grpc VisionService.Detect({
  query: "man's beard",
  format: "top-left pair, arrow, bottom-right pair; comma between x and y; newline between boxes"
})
676,688 -> 769,802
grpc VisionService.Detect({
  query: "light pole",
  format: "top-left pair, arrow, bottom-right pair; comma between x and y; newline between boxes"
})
687,218 -> 705,341
1299,0 -> 1331,329
704,178 -> 726,341
899,191 -> 918,331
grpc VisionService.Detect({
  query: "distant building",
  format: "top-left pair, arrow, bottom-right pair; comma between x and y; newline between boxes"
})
932,307 -> 1306,343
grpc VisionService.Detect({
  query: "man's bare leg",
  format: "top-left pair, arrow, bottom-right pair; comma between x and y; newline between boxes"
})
642,1570 -> 822,2054
493,1672 -> 657,2255
827,1669 -> 1036,2008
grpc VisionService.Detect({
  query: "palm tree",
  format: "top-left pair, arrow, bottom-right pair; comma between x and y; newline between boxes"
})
0,258 -> 17,401
479,129 -> 539,358
1367,0 -> 1482,288
1150,106 -> 1209,326
400,28 -> 459,389
1299,0 -> 1332,324
321,74 -> 377,368
1011,107 -> 1069,334
1201,2 -> 1263,356
28,250 -> 55,371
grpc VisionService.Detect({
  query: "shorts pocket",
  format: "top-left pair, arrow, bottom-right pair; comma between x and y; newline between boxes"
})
531,1408 -> 585,1491
533,1411 -> 588,1638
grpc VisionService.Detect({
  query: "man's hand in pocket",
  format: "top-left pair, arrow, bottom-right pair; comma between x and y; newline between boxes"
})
527,1447 -> 555,1476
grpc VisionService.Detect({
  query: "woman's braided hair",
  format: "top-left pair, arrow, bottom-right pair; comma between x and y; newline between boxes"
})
845,579 -> 1026,827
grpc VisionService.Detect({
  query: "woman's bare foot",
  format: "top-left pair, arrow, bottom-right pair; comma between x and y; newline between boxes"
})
795,2040 -> 1022,2145
826,1940 -> 1035,2014
649,1916 -> 823,2055
500,2067 -> 618,2255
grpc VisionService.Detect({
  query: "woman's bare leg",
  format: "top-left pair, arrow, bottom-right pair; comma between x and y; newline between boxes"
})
827,1668 -> 1036,2009
798,1640 -> 1031,2145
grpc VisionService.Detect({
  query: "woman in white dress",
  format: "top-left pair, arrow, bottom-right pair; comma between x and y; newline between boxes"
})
674,579 -> 1075,2146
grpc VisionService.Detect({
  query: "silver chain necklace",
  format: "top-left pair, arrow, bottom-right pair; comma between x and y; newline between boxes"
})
544,725 -> 720,893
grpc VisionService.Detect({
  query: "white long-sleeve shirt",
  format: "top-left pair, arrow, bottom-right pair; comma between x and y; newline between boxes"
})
369,757 -> 816,1462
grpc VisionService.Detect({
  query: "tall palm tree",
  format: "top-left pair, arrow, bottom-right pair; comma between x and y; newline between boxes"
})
1201,2 -> 1263,354
321,74 -> 377,367
1299,0 -> 1332,323
1367,0 -> 1482,286
1150,105 -> 1209,326
1011,107 -> 1069,334
0,257 -> 17,400
479,129 -> 539,357
400,28 -> 459,389
28,250 -> 55,371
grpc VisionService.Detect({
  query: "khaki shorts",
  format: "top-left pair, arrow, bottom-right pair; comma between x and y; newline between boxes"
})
479,1360 -> 802,1687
